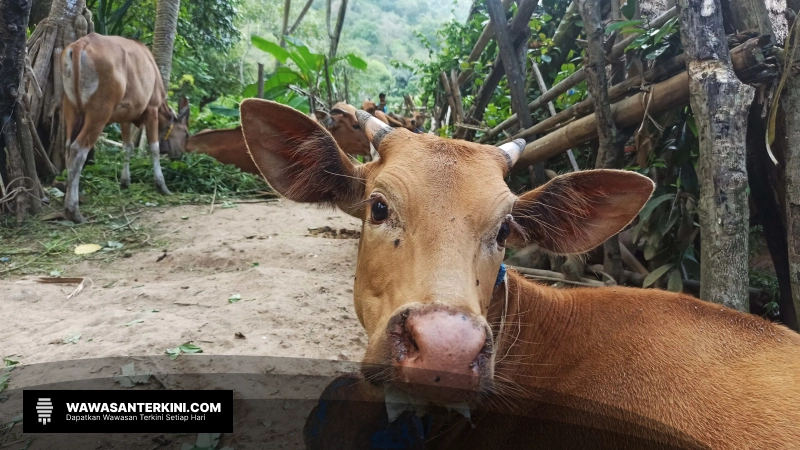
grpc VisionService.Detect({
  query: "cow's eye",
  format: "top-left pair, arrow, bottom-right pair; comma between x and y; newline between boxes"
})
352,124 -> 360,130
371,200 -> 389,223
496,222 -> 510,247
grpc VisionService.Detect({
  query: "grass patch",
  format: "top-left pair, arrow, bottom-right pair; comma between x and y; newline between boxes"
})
0,143 -> 273,278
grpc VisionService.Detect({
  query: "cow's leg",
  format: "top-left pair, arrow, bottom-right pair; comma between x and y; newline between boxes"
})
145,107 -> 171,195
120,123 -> 134,189
64,115 -> 105,224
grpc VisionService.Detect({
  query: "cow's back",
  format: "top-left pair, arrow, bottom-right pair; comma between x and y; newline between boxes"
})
186,127 -> 260,175
62,33 -> 163,123
479,274 -> 800,449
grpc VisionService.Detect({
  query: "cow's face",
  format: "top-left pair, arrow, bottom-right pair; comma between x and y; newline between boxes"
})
314,103 -> 371,156
159,97 -> 190,161
241,100 -> 653,404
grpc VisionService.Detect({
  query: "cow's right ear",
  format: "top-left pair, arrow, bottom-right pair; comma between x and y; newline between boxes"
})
240,99 -> 366,217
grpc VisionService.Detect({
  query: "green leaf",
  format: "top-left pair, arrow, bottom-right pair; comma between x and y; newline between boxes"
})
606,19 -> 643,34
3,358 -> 19,367
179,343 -> 203,354
208,105 -> 240,117
667,270 -> 683,292
639,193 -> 675,223
622,0 -> 637,20
344,53 -> 368,70
63,334 -> 81,344
125,319 -> 144,327
251,36 -> 290,64
643,264 -> 674,288
652,17 -> 679,44
166,347 -> 181,360
228,293 -> 241,303
686,115 -> 698,137
644,242 -> 658,261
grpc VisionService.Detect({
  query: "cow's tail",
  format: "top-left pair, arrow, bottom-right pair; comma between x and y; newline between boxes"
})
69,44 -> 85,143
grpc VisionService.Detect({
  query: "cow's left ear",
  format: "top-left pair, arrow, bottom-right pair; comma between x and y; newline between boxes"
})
178,97 -> 190,122
240,99 -> 368,218
509,170 -> 654,254
314,110 -> 335,128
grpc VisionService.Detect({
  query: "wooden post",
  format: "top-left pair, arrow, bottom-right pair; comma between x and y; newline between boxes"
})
678,0 -> 754,311
324,57 -> 333,108
781,0 -> 800,330
450,70 -> 465,127
455,0 -> 537,140
344,69 -> 350,105
440,72 -> 457,126
257,63 -> 265,99
485,0 -> 545,186
578,0 -> 625,282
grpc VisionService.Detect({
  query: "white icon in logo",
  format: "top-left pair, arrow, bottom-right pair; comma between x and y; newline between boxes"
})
36,398 -> 53,425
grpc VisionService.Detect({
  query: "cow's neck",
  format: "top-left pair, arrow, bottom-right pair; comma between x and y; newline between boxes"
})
489,270 -> 583,391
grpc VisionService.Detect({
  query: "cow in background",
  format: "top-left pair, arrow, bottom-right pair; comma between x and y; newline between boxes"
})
61,33 -> 189,223
186,102 -> 370,175
363,99 -> 426,133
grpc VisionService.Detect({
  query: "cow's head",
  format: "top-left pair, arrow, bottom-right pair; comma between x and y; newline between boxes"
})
159,97 -> 191,160
361,100 -> 378,114
241,100 -> 653,404
314,103 -> 371,156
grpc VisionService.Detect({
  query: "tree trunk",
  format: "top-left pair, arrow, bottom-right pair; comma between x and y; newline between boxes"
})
30,0 -> 53,29
25,0 -> 92,175
783,0 -> 800,328
785,76 -> 800,331
724,0 -> 797,327
1,0 -> 35,221
152,0 -> 181,89
578,0 -> 625,282
485,0 -> 545,186
678,0 -> 754,311
327,0 -> 349,60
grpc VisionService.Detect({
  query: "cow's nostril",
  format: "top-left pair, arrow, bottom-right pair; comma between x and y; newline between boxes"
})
409,335 -> 419,351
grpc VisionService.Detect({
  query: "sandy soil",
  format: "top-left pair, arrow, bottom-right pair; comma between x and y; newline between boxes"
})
1,200 -> 368,365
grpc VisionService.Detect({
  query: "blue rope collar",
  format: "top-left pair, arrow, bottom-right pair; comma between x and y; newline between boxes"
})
494,263 -> 507,289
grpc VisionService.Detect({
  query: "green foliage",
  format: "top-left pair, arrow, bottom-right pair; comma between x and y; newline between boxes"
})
80,148 -> 268,197
248,35 -> 366,111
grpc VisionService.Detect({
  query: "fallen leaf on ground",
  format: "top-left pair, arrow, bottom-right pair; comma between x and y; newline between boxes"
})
74,244 -> 102,255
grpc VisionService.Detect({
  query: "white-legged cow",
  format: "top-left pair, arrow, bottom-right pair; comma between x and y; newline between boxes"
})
61,33 -> 189,223
240,99 -> 800,449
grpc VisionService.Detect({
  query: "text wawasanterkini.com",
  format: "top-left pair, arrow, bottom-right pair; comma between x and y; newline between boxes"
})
64,402 -> 220,422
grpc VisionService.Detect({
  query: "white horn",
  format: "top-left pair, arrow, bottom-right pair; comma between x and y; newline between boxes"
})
498,139 -> 525,170
356,110 -> 393,150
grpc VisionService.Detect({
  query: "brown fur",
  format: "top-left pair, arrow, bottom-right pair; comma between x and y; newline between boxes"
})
61,33 -> 189,223
240,99 -> 800,448
186,103 -> 371,175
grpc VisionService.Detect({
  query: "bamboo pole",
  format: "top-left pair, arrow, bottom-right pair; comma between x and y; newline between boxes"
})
479,6 -> 678,144
515,72 -> 690,169
531,56 -> 580,171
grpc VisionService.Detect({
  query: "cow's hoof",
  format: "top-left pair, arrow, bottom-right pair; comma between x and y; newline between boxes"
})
65,208 -> 85,224
120,179 -> 130,190
157,186 -> 172,195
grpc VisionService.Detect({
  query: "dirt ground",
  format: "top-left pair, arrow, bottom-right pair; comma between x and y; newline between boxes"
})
1,200 -> 368,367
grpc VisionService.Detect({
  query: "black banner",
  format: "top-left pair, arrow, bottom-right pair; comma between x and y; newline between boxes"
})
22,389 -> 233,433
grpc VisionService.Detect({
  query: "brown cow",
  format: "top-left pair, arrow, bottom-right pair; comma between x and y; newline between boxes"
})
240,99 -> 800,449
186,102 -> 370,175
61,33 -> 189,223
